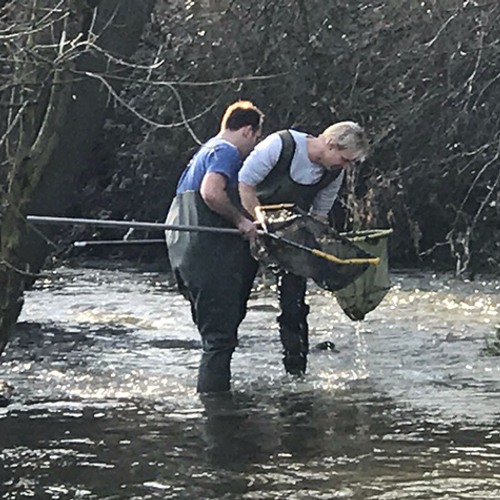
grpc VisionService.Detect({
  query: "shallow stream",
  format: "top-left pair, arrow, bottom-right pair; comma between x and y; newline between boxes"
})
1,263 -> 500,499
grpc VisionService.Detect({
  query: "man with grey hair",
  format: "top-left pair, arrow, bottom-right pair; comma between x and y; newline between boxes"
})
239,121 -> 370,376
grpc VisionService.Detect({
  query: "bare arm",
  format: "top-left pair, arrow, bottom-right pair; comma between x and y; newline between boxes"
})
311,213 -> 329,223
238,181 -> 262,220
200,172 -> 257,237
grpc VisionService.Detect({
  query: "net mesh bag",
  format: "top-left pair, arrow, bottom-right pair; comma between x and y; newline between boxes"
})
334,229 -> 392,320
254,205 -> 375,292
254,205 -> 392,319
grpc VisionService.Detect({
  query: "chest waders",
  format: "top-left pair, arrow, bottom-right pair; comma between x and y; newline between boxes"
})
166,190 -> 258,392
256,131 -> 342,375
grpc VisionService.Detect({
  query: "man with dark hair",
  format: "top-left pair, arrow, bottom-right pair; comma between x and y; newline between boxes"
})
166,100 -> 264,393
221,101 -> 264,132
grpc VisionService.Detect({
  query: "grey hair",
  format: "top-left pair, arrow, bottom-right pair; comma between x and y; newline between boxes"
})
322,121 -> 369,161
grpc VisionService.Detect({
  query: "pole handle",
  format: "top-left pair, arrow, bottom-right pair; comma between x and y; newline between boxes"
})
311,248 -> 380,265
27,215 -> 241,235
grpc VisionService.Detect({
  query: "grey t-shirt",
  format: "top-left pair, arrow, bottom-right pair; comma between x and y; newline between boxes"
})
239,130 -> 344,217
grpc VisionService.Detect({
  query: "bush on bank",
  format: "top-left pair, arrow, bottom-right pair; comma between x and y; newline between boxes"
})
83,0 -> 500,274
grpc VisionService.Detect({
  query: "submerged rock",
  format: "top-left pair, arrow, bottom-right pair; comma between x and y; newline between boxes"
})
484,327 -> 500,356
0,380 -> 13,407
314,341 -> 337,351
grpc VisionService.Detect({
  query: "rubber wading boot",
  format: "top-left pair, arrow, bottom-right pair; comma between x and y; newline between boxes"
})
279,318 -> 309,375
283,352 -> 307,375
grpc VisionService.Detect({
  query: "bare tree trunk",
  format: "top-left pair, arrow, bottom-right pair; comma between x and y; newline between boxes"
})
0,0 -> 155,355
0,66 -> 71,350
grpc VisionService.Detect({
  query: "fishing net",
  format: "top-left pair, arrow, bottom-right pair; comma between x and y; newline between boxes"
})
254,205 -> 375,292
335,229 -> 392,320
254,204 -> 392,319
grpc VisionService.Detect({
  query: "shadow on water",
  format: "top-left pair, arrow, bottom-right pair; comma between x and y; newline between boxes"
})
1,264 -> 500,499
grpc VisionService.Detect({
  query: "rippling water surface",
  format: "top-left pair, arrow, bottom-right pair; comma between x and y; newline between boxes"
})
1,262 -> 500,499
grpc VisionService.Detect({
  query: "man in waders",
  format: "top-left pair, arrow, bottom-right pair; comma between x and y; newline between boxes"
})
166,101 -> 264,393
238,122 -> 369,376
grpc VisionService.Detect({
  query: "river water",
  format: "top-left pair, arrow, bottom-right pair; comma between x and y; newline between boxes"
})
1,262 -> 500,499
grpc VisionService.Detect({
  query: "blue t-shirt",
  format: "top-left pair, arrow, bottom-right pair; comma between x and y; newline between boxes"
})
176,137 -> 241,194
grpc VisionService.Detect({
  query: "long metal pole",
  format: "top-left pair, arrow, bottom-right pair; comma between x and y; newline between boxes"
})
27,215 -> 379,266
265,232 -> 379,265
26,215 -> 241,235
73,239 -> 166,248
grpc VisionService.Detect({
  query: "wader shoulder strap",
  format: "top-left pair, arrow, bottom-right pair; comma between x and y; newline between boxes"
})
255,130 -> 295,202
276,129 -> 296,172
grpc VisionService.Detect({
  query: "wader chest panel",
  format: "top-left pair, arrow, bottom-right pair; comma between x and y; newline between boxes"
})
256,130 -> 341,210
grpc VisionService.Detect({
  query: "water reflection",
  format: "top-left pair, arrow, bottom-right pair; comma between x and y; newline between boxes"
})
1,265 -> 500,498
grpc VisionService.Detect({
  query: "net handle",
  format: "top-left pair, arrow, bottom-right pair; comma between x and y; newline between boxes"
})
255,206 -> 380,266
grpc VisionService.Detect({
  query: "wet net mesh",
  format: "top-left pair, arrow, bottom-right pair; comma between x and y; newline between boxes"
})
335,229 -> 392,320
254,204 -> 392,320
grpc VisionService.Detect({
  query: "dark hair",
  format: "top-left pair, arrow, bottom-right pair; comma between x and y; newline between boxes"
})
220,100 -> 264,132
